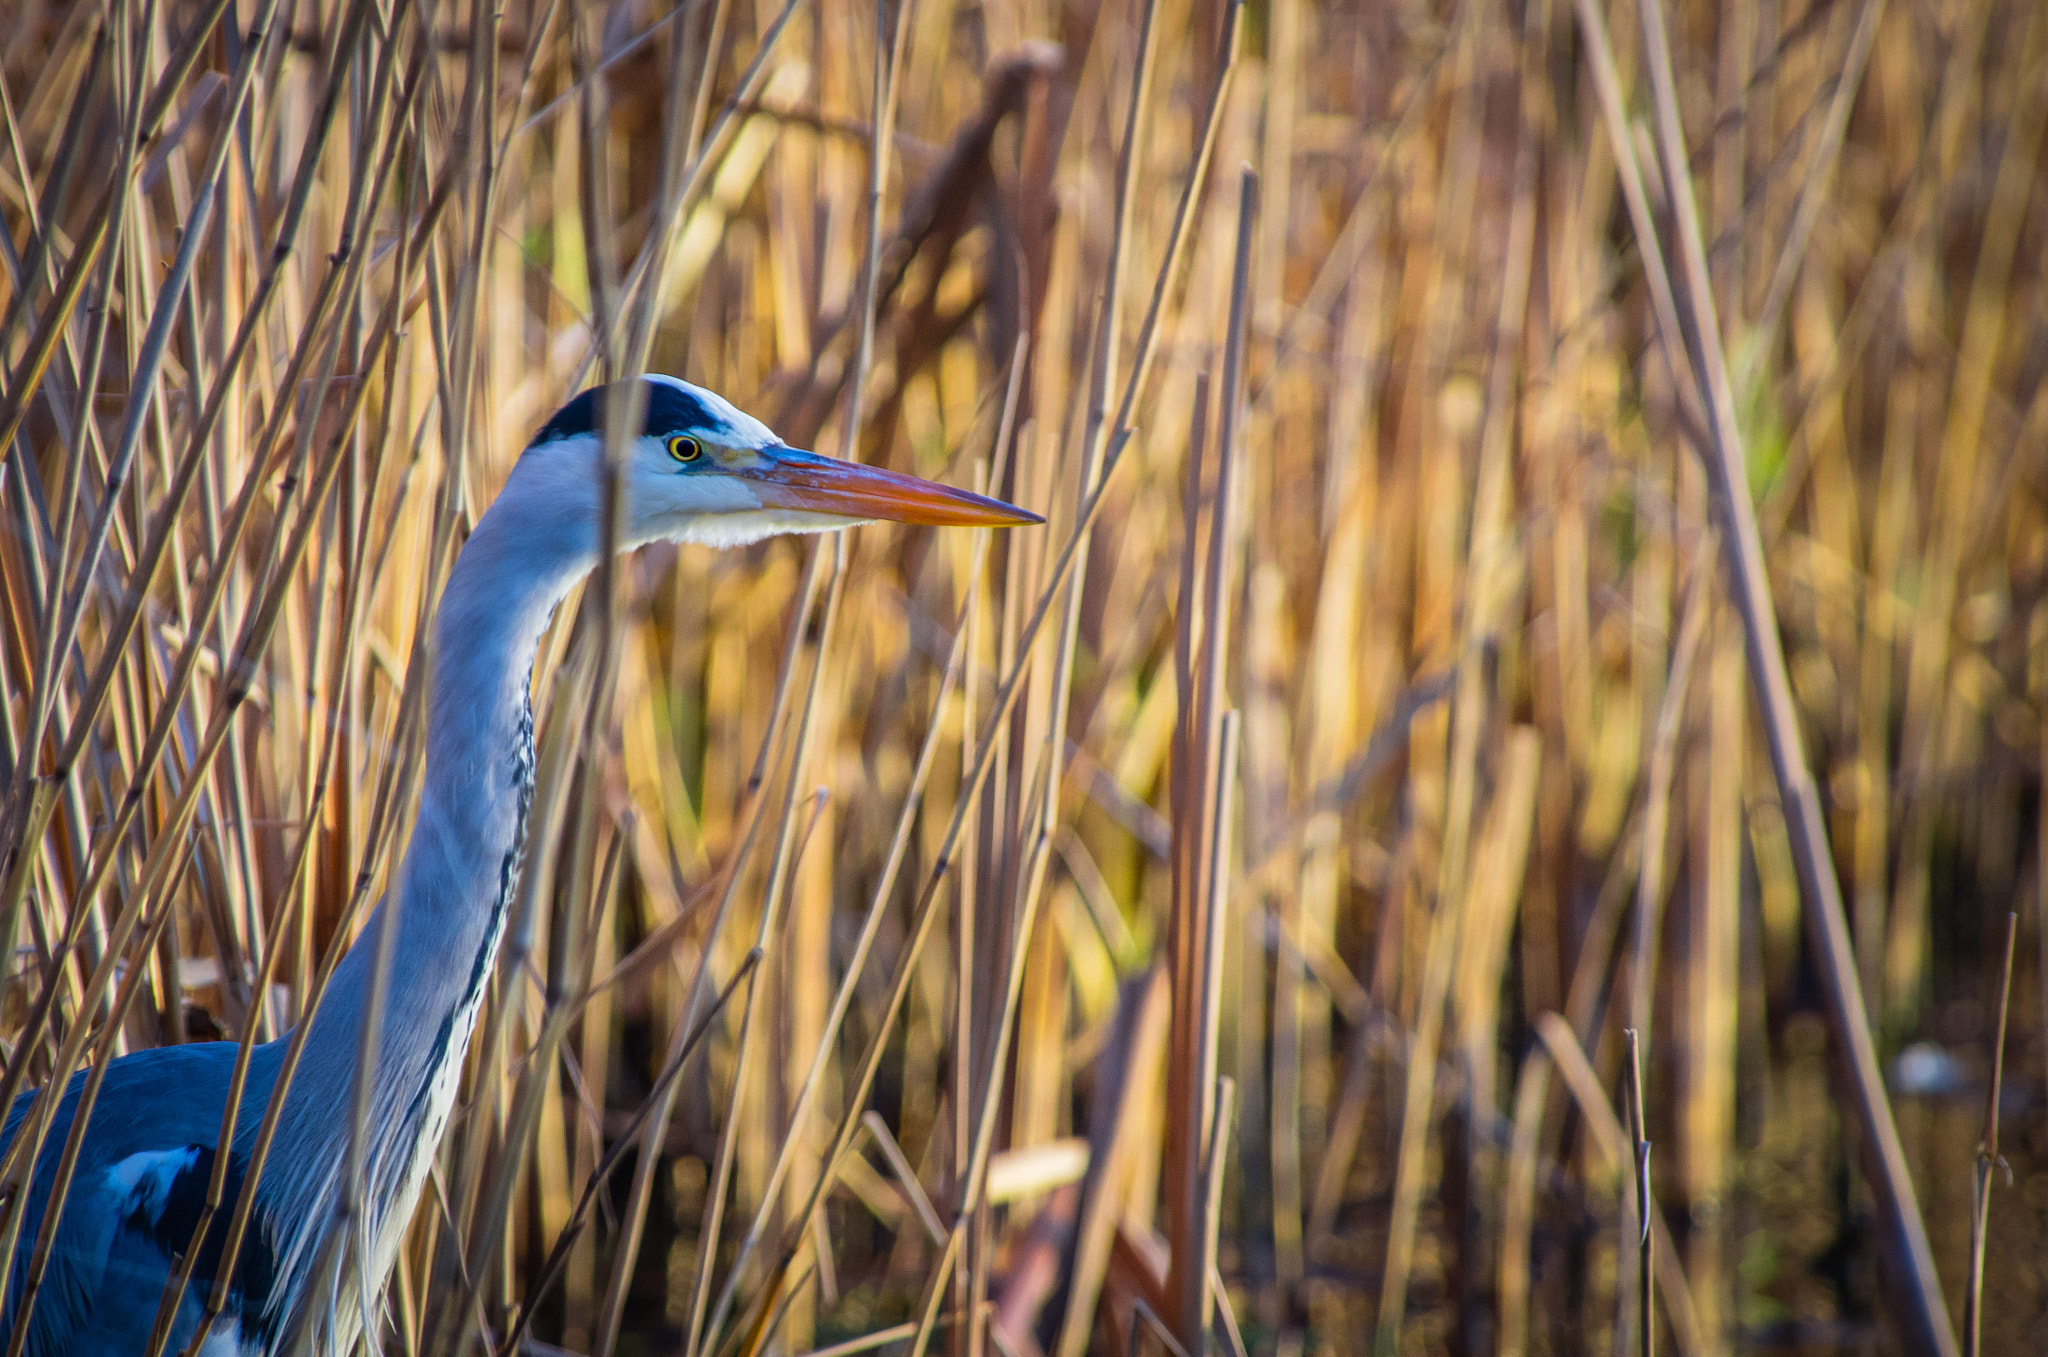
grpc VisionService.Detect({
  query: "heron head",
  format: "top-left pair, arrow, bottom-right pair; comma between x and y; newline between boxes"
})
522,375 -> 1040,549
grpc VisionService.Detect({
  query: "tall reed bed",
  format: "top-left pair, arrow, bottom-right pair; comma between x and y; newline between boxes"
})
0,0 -> 2043,1352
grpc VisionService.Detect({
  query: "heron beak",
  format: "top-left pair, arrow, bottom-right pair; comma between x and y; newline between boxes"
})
743,446 -> 1043,527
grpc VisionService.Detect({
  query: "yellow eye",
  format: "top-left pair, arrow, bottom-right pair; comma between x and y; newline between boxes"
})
668,434 -> 702,463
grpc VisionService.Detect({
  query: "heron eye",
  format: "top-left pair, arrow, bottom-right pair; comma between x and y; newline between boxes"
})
668,434 -> 702,464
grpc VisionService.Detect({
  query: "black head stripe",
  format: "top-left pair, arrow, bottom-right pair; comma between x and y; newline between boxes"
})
643,380 -> 717,436
528,386 -> 607,444
528,379 -> 717,448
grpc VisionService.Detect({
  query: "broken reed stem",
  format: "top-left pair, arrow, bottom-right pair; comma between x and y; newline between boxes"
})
1210,1261 -> 1250,1357
1188,709 -> 1240,1347
1533,1016 -> 1705,1357
1198,1063 -> 1236,1345
1962,911 -> 2017,1357
1624,1028 -> 1652,1357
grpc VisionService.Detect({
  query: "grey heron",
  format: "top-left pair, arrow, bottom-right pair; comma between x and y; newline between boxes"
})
0,375 -> 1039,1356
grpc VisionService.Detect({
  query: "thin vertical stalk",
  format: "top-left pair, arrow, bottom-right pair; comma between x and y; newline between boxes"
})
1192,715 -> 1240,1345
1962,912 -> 2017,1357
1169,167 -> 1256,1353
1624,1029 -> 1652,1357
1629,548 -> 1712,1040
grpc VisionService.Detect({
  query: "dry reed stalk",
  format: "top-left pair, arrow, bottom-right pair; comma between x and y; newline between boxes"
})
1369,7 -> 1497,1346
1645,7 -> 1953,1351
1680,601 -> 1742,1355
682,4 -> 922,1347
1165,164 -> 1254,1356
1043,969 -> 1169,1357
1624,515 -> 1710,1035
498,946 -> 762,1356
673,552 -> 834,1357
0,0 -> 383,981
1962,912 -> 2016,1357
1496,1044 -> 1547,1357
1623,1028 -> 1651,1357
693,559 -> 995,1356
1498,827 -> 1655,1355
1027,17 -> 1167,1344
1450,728 -> 1540,1121
1744,0 -> 1888,378
0,1 -> 225,467
1533,1014 -> 1703,1357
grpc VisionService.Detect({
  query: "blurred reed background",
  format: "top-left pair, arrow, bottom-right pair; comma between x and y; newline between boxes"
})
1,0 -> 2045,1352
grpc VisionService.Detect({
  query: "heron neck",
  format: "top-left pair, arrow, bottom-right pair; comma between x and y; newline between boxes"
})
346,468 -> 599,1003
329,466 -> 601,1095
265,463 -> 600,1321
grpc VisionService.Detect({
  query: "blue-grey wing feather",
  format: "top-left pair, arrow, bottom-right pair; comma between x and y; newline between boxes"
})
0,1043 -> 277,1356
